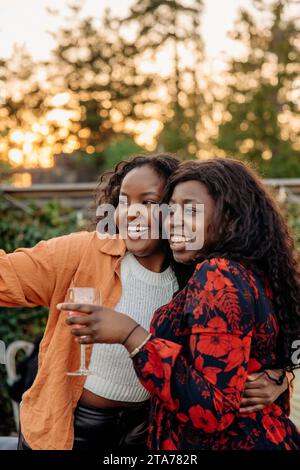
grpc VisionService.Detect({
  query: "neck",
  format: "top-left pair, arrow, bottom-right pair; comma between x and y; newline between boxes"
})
134,251 -> 168,273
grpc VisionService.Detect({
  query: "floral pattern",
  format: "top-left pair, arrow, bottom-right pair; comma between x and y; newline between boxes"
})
132,258 -> 300,450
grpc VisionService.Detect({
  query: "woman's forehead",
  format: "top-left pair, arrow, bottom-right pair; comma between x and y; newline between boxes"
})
121,166 -> 165,193
171,180 -> 210,200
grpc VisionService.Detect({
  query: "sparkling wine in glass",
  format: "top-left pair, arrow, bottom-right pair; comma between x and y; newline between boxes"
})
66,287 -> 102,376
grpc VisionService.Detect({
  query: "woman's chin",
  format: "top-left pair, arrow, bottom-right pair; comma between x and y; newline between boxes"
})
125,237 -> 148,253
124,237 -> 160,257
173,251 -> 195,264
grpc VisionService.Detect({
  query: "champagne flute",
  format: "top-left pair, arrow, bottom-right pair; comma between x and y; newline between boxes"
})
66,287 -> 102,376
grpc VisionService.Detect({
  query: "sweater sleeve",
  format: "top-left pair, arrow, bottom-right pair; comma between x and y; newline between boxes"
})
132,258 -> 255,432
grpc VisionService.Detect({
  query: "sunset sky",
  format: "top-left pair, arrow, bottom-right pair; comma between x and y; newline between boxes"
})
0,0 -> 251,67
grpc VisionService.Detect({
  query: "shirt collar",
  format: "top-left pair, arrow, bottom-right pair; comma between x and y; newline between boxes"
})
95,233 -> 126,257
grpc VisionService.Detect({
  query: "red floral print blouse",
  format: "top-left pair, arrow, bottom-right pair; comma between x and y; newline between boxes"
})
132,258 -> 300,450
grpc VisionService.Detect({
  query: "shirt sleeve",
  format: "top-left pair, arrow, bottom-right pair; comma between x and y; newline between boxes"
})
132,258 -> 255,432
0,238 -> 58,308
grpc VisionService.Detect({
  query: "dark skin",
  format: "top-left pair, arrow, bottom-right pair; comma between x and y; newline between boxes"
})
167,181 -> 214,264
59,179 -> 289,413
115,165 -> 168,272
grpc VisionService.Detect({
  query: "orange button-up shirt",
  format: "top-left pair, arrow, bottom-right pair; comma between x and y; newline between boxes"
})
0,231 -> 126,450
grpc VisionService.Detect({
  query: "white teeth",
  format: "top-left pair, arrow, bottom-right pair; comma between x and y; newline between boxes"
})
171,236 -> 185,243
170,235 -> 193,243
127,226 -> 149,240
128,226 -> 148,232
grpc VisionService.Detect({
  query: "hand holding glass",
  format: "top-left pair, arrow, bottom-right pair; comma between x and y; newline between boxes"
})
65,287 -> 102,376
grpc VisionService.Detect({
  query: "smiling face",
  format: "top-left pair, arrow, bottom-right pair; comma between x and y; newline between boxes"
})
167,180 -> 216,264
115,165 -> 166,258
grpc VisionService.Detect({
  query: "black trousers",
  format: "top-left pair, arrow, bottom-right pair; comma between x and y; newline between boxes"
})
18,401 -> 150,451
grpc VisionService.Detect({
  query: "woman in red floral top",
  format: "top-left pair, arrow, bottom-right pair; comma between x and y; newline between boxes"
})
62,158 -> 300,450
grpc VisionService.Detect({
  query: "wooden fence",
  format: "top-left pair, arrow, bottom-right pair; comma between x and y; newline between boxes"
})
1,179 -> 300,211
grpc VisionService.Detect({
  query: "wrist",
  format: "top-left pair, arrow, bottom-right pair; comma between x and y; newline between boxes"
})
118,314 -> 139,344
122,324 -> 141,346
282,373 -> 289,391
264,368 -> 286,386
124,326 -> 149,354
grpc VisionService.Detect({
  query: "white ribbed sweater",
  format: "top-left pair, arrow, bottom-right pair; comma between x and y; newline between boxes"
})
84,252 -> 179,402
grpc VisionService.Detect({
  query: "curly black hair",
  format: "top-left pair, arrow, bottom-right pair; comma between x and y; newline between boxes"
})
95,153 -> 180,209
93,153 -> 194,289
163,158 -> 300,371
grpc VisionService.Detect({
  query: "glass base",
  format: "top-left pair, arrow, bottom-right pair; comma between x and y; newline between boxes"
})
67,369 -> 91,376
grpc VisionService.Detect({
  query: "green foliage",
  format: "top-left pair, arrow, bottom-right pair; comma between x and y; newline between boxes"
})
216,0 -> 300,176
0,198 -> 78,435
0,161 -> 12,184
280,200 -> 300,249
101,136 -> 144,170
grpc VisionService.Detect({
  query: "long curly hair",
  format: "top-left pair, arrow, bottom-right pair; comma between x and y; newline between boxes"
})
93,153 -> 194,289
163,158 -> 300,371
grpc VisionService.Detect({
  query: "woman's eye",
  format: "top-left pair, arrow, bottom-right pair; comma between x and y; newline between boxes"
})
184,206 -> 204,215
184,207 -> 197,215
143,200 -> 158,206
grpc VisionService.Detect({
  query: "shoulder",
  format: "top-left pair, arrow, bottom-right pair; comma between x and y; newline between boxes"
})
46,231 -> 127,260
185,258 -> 257,331
190,257 -> 247,279
45,231 -> 94,252
188,257 -> 258,300
41,231 -> 95,267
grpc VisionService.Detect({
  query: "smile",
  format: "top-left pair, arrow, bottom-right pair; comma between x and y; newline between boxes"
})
127,226 -> 149,240
170,234 -> 194,244
128,226 -> 149,233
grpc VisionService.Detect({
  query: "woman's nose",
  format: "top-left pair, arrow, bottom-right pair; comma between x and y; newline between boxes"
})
126,203 -> 146,223
127,212 -> 141,223
170,206 -> 184,226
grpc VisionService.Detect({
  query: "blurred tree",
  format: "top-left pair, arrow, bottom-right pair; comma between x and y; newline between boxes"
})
46,3 -> 157,162
0,2 -> 162,182
101,136 -> 144,171
122,0 -> 210,159
0,48 -> 55,171
216,0 -> 300,176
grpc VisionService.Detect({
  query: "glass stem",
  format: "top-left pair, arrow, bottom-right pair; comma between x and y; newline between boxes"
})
80,344 -> 86,370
